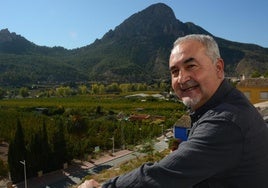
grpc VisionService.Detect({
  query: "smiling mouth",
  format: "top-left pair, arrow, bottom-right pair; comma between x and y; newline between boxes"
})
181,85 -> 199,92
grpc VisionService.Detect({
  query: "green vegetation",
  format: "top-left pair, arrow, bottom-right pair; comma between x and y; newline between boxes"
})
8,120 -> 27,183
0,93 -> 185,182
0,159 -> 8,178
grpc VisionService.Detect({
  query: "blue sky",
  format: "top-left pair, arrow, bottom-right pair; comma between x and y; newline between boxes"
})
1,0 -> 267,49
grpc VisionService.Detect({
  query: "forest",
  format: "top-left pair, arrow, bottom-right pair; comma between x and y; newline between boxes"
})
0,86 -> 186,183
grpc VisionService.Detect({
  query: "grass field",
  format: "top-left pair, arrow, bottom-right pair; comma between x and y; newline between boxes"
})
0,94 -> 184,115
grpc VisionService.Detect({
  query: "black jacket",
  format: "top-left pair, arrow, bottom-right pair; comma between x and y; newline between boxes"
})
103,79 -> 268,188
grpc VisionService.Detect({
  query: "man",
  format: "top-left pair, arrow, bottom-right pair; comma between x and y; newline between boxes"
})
79,34 -> 268,188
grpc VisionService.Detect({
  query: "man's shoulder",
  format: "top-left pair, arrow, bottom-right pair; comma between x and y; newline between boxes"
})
202,104 -> 238,122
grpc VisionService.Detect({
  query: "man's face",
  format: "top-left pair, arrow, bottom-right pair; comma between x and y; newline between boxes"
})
169,40 -> 224,110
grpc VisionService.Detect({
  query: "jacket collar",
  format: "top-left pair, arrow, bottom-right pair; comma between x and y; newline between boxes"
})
190,79 -> 233,122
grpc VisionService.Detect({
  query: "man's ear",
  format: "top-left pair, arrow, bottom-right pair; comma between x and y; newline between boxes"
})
216,58 -> 224,77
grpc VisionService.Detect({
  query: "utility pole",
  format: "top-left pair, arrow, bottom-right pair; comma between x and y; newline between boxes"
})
110,136 -> 115,156
20,160 -> 27,188
121,120 -> 125,150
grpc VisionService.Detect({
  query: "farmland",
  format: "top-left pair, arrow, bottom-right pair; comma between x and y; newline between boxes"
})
0,93 -> 186,182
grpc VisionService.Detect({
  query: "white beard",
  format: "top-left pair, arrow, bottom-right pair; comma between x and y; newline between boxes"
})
181,96 -> 201,110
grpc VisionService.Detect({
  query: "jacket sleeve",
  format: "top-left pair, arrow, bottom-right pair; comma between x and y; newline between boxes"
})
102,112 -> 244,188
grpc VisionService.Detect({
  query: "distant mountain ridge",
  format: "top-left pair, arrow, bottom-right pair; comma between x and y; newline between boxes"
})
0,3 -> 267,86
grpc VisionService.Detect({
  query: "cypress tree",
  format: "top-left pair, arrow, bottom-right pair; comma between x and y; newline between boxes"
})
41,120 -> 50,172
8,119 -> 27,183
51,118 -> 68,169
28,133 -> 42,176
26,120 -> 51,176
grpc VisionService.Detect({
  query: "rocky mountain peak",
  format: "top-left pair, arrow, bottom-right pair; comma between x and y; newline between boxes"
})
0,28 -> 14,42
141,3 -> 176,19
103,3 -> 183,40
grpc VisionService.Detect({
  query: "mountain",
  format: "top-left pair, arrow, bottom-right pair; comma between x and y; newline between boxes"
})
0,29 -> 88,86
0,3 -> 268,87
0,28 -> 69,55
73,3 -> 213,83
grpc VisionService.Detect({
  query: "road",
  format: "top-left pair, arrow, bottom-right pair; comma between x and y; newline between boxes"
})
14,140 -> 168,188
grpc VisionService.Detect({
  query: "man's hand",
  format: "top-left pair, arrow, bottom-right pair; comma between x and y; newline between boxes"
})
78,179 -> 101,188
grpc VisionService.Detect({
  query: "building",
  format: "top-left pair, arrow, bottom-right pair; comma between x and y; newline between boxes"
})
173,115 -> 191,141
254,101 -> 268,124
236,78 -> 268,104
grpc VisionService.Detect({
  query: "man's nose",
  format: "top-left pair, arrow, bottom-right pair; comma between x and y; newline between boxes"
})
178,70 -> 190,84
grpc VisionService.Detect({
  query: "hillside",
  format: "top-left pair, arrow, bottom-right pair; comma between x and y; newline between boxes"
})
0,3 -> 267,86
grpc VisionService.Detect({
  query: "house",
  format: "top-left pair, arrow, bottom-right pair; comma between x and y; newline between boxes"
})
128,114 -> 151,121
254,101 -> 268,124
173,115 -> 191,141
236,78 -> 268,104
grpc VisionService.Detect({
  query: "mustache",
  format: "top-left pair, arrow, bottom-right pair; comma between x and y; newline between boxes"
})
179,80 -> 199,91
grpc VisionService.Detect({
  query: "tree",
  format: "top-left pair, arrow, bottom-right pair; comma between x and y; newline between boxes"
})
264,71 -> 268,78
0,87 -> 6,99
96,106 -> 103,115
91,83 -> 105,94
136,83 -> 147,91
119,83 -> 131,93
91,84 -> 100,94
51,119 -> 68,169
139,141 -> 154,155
78,85 -> 88,95
251,70 -> 262,78
0,159 -> 8,178
106,83 -> 121,93
56,86 -> 72,97
8,119 -> 27,183
41,120 -> 51,172
27,120 -> 51,176
19,87 -> 29,98
28,132 -> 42,176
